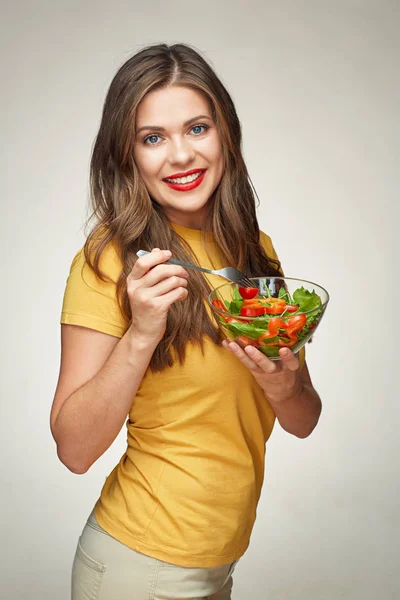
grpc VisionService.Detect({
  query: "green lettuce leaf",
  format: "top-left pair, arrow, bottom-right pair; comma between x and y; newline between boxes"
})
293,287 -> 322,313
228,299 -> 244,315
259,345 -> 281,357
223,321 -> 268,340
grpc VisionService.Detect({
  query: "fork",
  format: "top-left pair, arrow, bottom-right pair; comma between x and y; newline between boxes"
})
136,250 -> 254,287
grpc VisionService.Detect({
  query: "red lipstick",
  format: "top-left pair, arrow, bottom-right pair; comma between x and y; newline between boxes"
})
163,169 -> 206,192
164,168 -> 204,179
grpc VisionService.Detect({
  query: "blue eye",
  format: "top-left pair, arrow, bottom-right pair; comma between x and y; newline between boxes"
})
191,125 -> 208,135
144,134 -> 161,145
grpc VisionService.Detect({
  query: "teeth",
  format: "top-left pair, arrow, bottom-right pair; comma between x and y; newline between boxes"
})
166,171 -> 203,184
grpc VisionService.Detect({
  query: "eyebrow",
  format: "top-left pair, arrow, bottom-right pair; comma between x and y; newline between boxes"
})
135,114 -> 213,134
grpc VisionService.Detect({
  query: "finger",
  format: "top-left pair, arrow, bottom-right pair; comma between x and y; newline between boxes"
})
243,345 -> 279,374
141,263 -> 189,288
222,340 -> 265,373
143,274 -> 188,298
132,282 -> 188,314
278,347 -> 300,371
132,262 -> 189,289
153,285 -> 188,306
132,249 -> 172,278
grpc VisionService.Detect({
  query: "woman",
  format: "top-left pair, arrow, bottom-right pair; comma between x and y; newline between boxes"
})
51,43 -> 322,600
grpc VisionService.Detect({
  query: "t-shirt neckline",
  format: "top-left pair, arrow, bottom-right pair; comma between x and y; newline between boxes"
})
170,222 -> 214,242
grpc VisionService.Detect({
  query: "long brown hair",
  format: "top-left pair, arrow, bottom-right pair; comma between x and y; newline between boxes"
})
84,43 -> 282,371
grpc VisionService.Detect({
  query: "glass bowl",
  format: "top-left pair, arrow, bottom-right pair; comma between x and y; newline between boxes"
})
208,277 -> 329,359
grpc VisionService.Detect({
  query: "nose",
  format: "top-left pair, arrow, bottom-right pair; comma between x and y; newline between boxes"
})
168,136 -> 195,167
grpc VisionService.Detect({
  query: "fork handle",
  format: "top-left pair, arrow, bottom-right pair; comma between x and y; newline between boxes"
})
136,250 -> 214,276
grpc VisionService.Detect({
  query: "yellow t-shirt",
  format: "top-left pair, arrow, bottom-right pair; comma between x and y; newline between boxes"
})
61,223 -> 304,568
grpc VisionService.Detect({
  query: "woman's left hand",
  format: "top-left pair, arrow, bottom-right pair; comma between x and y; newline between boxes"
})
222,341 -> 304,403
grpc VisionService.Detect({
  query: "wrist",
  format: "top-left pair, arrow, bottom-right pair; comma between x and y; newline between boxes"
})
125,326 -> 159,357
265,380 -> 306,406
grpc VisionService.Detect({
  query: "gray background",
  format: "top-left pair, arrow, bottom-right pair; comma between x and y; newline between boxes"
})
1,1 -> 399,598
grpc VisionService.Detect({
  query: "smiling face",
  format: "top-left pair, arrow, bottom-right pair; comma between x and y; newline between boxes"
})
133,86 -> 224,229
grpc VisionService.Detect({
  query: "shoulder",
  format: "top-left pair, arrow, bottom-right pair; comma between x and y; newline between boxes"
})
69,238 -> 123,286
61,237 -> 127,337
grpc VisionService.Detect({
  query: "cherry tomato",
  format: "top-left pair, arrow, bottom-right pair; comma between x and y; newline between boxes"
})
238,287 -> 259,300
285,304 -> 299,313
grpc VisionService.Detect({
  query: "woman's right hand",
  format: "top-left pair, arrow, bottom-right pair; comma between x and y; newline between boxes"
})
127,248 -> 189,346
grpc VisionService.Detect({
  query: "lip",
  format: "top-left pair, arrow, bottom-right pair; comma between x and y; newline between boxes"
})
163,169 -> 206,192
163,168 -> 205,180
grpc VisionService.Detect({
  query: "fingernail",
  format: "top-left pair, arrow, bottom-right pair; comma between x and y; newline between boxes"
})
163,250 -> 172,257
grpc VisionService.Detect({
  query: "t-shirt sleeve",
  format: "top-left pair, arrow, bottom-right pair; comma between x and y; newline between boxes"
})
60,242 -> 128,338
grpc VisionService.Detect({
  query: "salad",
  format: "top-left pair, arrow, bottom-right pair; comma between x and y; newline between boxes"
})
211,283 -> 324,358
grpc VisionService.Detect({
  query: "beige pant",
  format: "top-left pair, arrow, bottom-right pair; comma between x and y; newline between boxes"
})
72,512 -> 239,600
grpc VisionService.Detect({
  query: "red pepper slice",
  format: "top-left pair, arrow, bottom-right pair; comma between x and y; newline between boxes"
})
265,298 -> 286,305
242,297 -> 284,305
277,337 -> 298,347
225,317 -> 245,323
258,332 -> 277,345
258,318 -> 286,345
264,303 -> 286,315
263,298 -> 287,315
258,313 -> 307,347
242,298 -> 263,306
286,314 -> 307,330
212,299 -> 226,312
240,306 -> 266,317
286,314 -> 307,337
243,298 -> 287,314
235,335 -> 260,348
267,318 -> 287,336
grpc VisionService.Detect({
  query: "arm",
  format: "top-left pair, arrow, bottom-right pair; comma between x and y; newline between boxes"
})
50,249 -> 189,473
247,235 -> 321,435
222,342 -> 321,438
264,360 -> 321,438
50,325 -> 157,474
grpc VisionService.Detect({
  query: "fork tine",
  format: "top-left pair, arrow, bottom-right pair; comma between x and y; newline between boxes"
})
138,251 -> 256,287
238,275 -> 255,288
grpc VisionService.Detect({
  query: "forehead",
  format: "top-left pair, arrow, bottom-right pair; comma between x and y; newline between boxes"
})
135,86 -> 212,126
